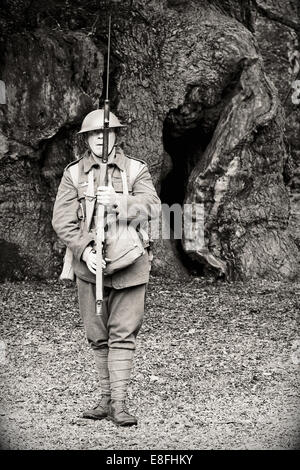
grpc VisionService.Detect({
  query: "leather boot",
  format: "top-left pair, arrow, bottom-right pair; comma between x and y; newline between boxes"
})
82,395 -> 110,420
108,400 -> 137,426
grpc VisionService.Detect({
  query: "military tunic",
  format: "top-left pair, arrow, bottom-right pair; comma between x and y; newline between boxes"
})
52,147 -> 161,350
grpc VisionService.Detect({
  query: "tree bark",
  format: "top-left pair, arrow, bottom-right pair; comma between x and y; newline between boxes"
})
0,0 -> 298,280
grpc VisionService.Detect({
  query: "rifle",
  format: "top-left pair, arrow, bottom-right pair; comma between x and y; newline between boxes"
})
96,15 -> 111,316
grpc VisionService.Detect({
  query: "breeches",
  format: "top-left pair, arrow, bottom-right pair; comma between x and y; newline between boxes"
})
76,278 -> 146,350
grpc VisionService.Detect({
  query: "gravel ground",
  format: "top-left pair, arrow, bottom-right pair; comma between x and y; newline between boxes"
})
0,275 -> 299,450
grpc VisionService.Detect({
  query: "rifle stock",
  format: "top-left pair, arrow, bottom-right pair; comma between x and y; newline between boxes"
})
96,202 -> 105,315
95,104 -> 110,316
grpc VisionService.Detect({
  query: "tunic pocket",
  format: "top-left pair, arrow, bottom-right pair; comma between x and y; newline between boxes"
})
112,176 -> 133,193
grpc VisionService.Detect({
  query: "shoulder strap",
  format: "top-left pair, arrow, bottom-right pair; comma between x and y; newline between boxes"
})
65,155 -> 83,172
127,155 -> 147,165
120,170 -> 128,195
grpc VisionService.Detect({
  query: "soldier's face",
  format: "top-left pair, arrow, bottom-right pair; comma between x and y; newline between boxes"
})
87,129 -> 116,157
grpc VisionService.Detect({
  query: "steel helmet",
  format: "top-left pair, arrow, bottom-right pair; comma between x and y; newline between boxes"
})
78,109 -> 126,134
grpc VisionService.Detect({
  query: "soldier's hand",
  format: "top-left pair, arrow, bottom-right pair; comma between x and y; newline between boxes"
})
96,182 -> 117,208
82,247 -> 108,275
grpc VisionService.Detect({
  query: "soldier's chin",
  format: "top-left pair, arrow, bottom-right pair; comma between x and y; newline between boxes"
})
91,147 -> 103,157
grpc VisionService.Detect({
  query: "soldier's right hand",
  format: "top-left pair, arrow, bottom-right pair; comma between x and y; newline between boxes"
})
82,247 -> 107,274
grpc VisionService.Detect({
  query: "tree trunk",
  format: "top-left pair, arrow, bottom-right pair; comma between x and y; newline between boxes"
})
0,0 -> 299,280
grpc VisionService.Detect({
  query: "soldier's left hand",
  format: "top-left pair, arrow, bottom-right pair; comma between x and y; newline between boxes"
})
96,184 -> 117,207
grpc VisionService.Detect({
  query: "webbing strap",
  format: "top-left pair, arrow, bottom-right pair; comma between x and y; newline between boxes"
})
120,169 -> 128,195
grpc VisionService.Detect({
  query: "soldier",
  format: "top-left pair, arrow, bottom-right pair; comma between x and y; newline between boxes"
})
52,109 -> 161,426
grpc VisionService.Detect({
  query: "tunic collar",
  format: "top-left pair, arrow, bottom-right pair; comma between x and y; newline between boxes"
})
83,146 -> 125,173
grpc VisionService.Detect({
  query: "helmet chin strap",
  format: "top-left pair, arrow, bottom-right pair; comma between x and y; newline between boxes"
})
110,144 -> 117,154
91,144 -> 116,162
